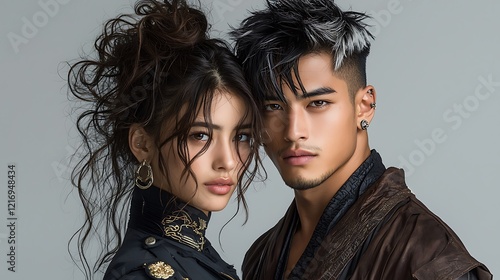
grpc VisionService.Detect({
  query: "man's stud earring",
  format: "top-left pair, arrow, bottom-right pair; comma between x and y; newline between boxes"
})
360,119 -> 369,130
370,102 -> 376,109
367,89 -> 373,95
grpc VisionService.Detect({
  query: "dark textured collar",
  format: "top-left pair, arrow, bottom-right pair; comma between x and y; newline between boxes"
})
322,149 -> 386,234
128,186 -> 209,251
279,149 -> 387,278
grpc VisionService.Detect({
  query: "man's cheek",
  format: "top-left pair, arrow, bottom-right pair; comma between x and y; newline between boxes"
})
265,114 -> 287,135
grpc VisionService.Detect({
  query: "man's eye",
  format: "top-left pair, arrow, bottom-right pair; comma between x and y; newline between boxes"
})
191,133 -> 209,141
309,100 -> 329,107
264,104 -> 283,111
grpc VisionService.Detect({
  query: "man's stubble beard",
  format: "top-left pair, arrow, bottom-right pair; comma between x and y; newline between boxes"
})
283,169 -> 335,190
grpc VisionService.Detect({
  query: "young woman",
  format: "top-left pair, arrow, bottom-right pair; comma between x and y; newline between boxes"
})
68,1 -> 262,279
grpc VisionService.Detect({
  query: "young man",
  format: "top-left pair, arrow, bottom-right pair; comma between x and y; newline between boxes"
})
232,0 -> 492,279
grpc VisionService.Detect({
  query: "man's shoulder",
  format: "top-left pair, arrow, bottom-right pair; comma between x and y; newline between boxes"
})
370,167 -> 463,240
393,192 -> 465,242
364,190 -> 492,279
396,199 -> 492,278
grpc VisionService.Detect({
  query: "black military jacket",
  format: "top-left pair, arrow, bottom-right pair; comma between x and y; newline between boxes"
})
104,186 -> 239,280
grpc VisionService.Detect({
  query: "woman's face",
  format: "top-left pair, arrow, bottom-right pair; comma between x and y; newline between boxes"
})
154,90 -> 252,214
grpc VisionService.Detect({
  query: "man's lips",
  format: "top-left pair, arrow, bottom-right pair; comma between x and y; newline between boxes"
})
281,149 -> 316,166
281,149 -> 316,159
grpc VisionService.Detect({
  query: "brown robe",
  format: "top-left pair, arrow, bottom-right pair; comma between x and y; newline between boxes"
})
242,168 -> 492,280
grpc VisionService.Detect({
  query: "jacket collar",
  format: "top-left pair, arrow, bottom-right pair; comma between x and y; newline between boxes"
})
128,186 -> 209,251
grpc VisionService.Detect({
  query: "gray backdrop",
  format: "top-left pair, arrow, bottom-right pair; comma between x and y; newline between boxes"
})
1,0 -> 498,279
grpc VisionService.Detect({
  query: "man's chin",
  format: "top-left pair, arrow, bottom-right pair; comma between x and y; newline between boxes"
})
282,170 -> 334,191
284,177 -> 320,191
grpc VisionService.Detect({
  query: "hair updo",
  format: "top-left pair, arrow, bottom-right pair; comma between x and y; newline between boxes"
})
68,0 -> 263,277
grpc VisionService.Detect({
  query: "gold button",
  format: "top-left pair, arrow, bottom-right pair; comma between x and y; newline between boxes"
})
147,261 -> 175,279
145,237 -> 156,246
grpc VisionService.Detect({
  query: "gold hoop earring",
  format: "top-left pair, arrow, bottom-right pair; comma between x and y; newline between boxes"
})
135,160 -> 153,190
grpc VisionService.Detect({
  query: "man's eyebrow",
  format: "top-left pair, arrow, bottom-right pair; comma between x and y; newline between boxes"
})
299,87 -> 336,99
264,87 -> 336,101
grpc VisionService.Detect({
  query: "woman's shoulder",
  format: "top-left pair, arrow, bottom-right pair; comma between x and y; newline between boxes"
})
103,228 -> 239,280
102,228 -> 181,279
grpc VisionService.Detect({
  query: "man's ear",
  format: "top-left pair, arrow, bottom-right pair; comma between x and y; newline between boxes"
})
129,124 -> 155,162
356,85 -> 376,128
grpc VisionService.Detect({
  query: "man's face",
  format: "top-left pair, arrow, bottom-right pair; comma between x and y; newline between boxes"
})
262,52 -> 366,190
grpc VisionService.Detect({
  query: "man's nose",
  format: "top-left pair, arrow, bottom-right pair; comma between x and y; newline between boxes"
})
284,108 -> 308,142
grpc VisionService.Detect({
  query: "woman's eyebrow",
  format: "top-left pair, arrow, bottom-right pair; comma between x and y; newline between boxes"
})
236,123 -> 252,130
191,122 -> 252,130
191,122 -> 221,130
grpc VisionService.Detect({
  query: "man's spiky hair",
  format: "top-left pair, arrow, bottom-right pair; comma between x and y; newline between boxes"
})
231,0 -> 374,103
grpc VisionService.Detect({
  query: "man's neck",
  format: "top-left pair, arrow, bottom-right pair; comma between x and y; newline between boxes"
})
285,147 -> 371,277
293,146 -> 371,236
282,136 -> 372,278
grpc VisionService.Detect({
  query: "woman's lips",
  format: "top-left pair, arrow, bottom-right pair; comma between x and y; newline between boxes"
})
204,178 -> 234,195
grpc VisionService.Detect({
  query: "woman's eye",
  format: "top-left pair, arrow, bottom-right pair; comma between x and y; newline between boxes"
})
236,133 -> 251,142
264,103 -> 283,111
309,100 -> 329,107
191,133 -> 209,141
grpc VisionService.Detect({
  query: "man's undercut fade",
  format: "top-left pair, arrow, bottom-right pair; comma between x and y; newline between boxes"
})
231,0 -> 374,103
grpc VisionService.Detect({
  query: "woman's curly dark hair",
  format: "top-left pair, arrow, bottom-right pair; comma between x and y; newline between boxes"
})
67,0 -> 263,278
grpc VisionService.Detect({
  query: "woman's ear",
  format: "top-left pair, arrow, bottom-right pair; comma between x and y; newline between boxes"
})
356,85 -> 377,127
129,124 -> 155,162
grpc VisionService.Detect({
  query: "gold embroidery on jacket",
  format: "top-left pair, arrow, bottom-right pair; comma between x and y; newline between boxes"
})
147,261 -> 175,279
162,209 -> 206,251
